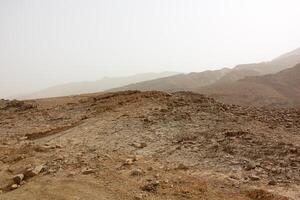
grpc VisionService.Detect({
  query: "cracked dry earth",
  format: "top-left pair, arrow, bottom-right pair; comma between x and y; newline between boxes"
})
0,91 -> 299,200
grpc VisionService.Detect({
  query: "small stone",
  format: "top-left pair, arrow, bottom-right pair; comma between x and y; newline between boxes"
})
163,179 -> 169,184
271,167 -> 278,173
10,184 -> 18,190
124,158 -> 134,165
285,123 -> 292,128
268,180 -> 277,186
67,171 -> 76,177
229,174 -> 240,180
147,167 -> 153,171
132,142 -> 147,149
290,147 -> 297,154
130,169 -> 144,176
132,155 -> 143,161
133,194 -> 144,200
143,118 -> 150,123
249,174 -> 260,181
141,181 -> 160,192
48,169 -> 57,174
176,163 -> 189,170
24,165 -> 45,178
13,174 -> 24,184
81,168 -> 95,175
34,145 -> 52,152
285,173 -> 292,180
244,162 -> 256,171
160,108 -> 168,113
154,173 -> 160,178
33,165 -> 45,173
19,136 -> 28,141
19,181 -> 26,186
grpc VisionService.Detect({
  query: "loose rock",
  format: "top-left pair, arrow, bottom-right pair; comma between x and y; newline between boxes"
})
268,179 -> 277,186
81,168 -> 95,175
124,158 -> 134,165
13,174 -> 24,184
130,168 -> 144,176
249,174 -> 260,181
176,163 -> 189,170
24,165 -> 45,178
141,181 -> 160,192
132,142 -> 147,149
244,162 -> 256,171
10,184 -> 18,190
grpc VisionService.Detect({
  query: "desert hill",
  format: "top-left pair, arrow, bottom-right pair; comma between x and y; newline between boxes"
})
19,72 -> 178,100
0,90 -> 299,199
198,63 -> 300,107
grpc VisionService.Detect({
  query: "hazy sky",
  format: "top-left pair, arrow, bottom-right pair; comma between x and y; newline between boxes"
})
1,0 -> 300,98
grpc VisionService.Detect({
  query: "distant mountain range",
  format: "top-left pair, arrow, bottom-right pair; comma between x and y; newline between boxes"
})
18,47 -> 300,107
110,68 -> 231,92
111,47 -> 300,91
19,72 -> 179,99
111,47 -> 300,107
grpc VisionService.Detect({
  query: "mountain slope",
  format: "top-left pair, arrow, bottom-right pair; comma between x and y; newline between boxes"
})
235,47 -> 300,74
110,68 -> 231,92
216,68 -> 261,83
198,63 -> 300,107
111,47 -> 300,93
19,72 -> 178,99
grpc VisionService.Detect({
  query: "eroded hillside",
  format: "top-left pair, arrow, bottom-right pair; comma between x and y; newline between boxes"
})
0,91 -> 299,200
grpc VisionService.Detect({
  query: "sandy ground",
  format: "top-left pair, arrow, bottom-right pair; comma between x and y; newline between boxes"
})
0,91 -> 299,200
